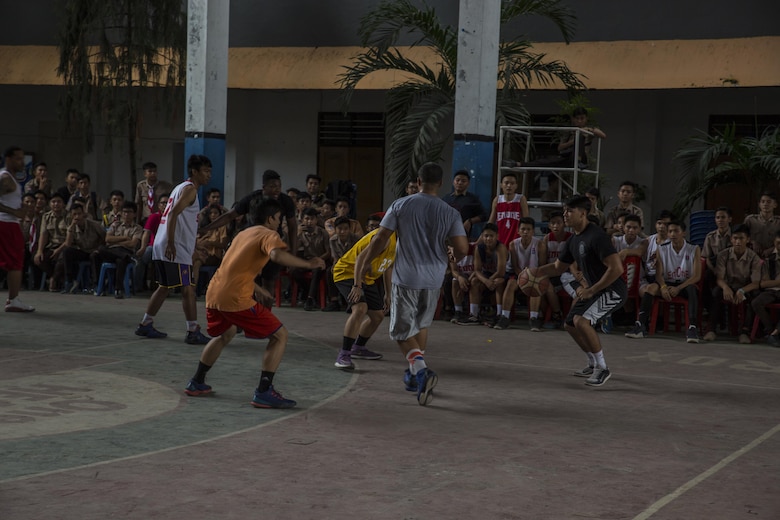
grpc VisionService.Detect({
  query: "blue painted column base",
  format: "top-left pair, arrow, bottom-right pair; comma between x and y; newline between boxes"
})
185,135 -> 226,209
452,137 -> 495,220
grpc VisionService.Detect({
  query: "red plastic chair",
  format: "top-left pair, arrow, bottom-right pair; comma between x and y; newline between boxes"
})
750,303 -> 780,342
648,258 -> 705,336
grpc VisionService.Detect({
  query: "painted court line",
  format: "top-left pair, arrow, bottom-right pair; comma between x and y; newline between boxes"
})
0,371 -> 359,485
632,422 -> 780,519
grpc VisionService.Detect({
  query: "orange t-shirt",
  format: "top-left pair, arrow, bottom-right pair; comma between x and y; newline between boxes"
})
206,225 -> 287,312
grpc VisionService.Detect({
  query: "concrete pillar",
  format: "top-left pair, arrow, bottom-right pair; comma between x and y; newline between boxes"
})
452,0 -> 501,214
185,0 -> 229,207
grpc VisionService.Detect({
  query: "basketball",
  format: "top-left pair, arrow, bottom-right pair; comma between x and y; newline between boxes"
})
518,268 -> 550,297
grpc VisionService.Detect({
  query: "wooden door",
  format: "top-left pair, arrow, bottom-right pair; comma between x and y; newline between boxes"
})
318,146 -> 384,227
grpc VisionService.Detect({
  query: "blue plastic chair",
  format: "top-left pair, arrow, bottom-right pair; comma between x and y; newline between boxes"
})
95,262 -> 135,297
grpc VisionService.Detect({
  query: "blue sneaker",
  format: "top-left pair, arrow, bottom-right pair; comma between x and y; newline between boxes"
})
250,385 -> 297,409
600,316 -> 614,334
416,368 -> 438,406
184,379 -> 213,396
135,322 -> 168,339
185,327 -> 211,345
403,368 -> 417,392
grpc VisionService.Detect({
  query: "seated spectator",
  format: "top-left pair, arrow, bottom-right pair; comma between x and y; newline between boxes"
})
55,168 -> 80,203
456,223 -> 507,327
702,206 -> 732,308
449,242 -> 476,324
193,204 -> 229,287
60,202 -> 106,293
495,217 -> 545,330
605,180 -> 644,235
296,191 -> 314,225
319,198 -> 336,223
134,194 -> 168,293
102,190 -> 125,228
197,188 -> 226,227
639,210 -> 673,298
286,187 -> 300,206
90,201 -> 144,299
324,196 -> 364,237
293,207 -> 331,310
703,225 -> 763,343
305,174 -> 325,208
24,162 -> 52,196
366,212 -> 384,233
625,220 -> 702,342
612,215 -> 647,259
585,187 -> 606,229
33,192 -> 70,291
743,191 -> 780,257
135,161 -> 172,225
405,179 -> 419,196
66,173 -> 101,221
752,231 -> 780,345
540,211 -> 570,329
33,190 -> 49,218
324,216 -> 361,312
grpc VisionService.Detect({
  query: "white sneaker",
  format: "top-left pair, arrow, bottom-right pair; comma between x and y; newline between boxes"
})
5,298 -> 35,312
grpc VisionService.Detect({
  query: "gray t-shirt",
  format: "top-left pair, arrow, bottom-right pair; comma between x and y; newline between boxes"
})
381,193 -> 466,290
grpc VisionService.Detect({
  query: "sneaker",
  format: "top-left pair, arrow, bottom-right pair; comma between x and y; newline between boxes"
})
184,379 -> 213,396
739,333 -> 751,344
403,368 -> 417,392
5,298 -> 34,313
450,311 -> 467,324
529,318 -> 542,332
703,331 -> 717,341
185,327 -> 211,345
322,300 -> 340,312
334,350 -> 354,370
303,297 -> 316,311
135,322 -> 167,338
483,315 -> 499,328
250,385 -> 297,409
494,316 -> 511,330
600,316 -> 614,334
416,368 -> 438,406
350,346 -> 382,360
572,365 -> 595,377
543,319 -> 562,330
686,326 -> 700,344
114,290 -> 124,300
767,334 -> 780,347
456,314 -> 481,326
585,367 -> 612,387
625,321 -> 647,339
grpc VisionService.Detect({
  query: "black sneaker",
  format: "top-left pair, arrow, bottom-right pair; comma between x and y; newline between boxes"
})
529,318 -> 542,332
625,321 -> 647,339
494,316 -> 511,330
767,334 -> 780,347
483,315 -> 499,328
686,326 -> 700,344
585,367 -> 611,387
303,297 -> 316,311
450,311 -> 467,324
572,365 -> 595,377
456,314 -> 481,326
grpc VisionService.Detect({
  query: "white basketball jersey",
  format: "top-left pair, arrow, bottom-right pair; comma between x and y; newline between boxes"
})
152,180 -> 199,263
643,233 -> 670,277
509,236 -> 541,272
455,243 -> 476,276
658,240 -> 698,283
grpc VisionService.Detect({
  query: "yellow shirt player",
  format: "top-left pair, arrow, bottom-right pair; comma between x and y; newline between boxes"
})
183,198 -> 325,409
332,229 -> 397,370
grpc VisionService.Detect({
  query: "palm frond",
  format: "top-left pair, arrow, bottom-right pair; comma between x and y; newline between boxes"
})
500,0 -> 577,43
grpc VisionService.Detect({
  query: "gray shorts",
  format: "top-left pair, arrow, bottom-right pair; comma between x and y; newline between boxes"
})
389,284 -> 440,341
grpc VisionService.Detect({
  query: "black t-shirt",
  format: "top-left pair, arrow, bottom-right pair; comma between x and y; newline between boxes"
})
234,190 -> 296,229
559,223 -> 624,290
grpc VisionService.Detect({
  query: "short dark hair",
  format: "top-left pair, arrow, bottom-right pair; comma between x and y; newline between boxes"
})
549,211 -> 564,221
302,207 -> 319,218
732,224 -> 750,237
335,196 -> 350,206
306,174 -> 321,183
286,187 -> 300,196
656,210 -> 675,221
207,203 -> 223,213
624,214 -> 642,226
297,191 -> 312,202
70,202 -> 85,213
78,173 -> 90,183
668,220 -> 687,232
262,169 -> 281,185
142,162 -> 157,171
565,195 -> 591,212
519,217 -> 535,227
122,201 -> 138,213
586,186 -> 600,197
715,206 -> 732,216
418,162 -> 444,185
50,192 -> 65,202
501,171 -> 518,183
66,168 -> 80,176
619,181 -> 637,191
34,189 -> 49,200
453,169 -> 469,180
33,161 -> 47,169
333,216 -> 351,228
187,155 -> 212,174
760,191 -> 778,202
207,187 -> 221,195
571,107 -> 588,117
482,222 -> 498,233
22,192 -> 35,200
322,199 -> 336,209
109,190 -> 125,199
3,146 -> 22,159
250,196 -> 282,225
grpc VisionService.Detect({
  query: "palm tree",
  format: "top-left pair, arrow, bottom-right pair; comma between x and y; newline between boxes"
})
339,0 -> 586,196
672,125 -> 780,219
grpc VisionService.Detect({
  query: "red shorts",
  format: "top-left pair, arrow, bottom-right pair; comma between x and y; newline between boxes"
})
206,303 -> 283,339
0,221 -> 24,271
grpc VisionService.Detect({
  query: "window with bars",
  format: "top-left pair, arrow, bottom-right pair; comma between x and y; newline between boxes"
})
318,112 -> 385,147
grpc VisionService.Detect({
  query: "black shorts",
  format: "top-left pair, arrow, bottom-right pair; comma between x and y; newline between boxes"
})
154,260 -> 193,288
336,279 -> 385,311
565,284 -> 626,327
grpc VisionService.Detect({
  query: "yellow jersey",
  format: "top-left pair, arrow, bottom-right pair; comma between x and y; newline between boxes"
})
333,229 -> 396,285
